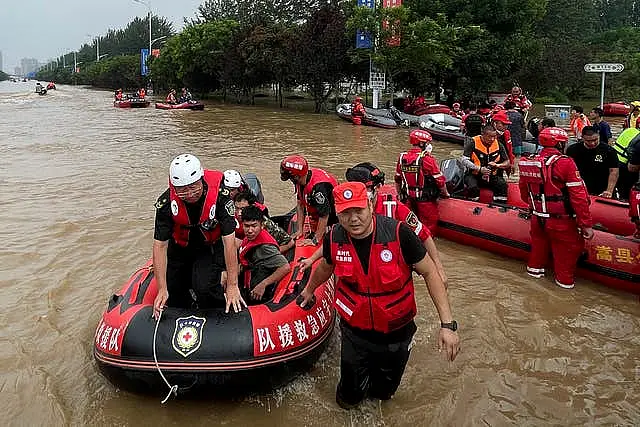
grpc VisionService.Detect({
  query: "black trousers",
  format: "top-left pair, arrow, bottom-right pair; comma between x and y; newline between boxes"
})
165,242 -> 226,309
336,322 -> 416,408
464,173 -> 508,199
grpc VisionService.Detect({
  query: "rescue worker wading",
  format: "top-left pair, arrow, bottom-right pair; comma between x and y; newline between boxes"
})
351,96 -> 367,125
518,127 -> 595,289
298,182 -> 460,409
280,155 -> 338,246
395,129 -> 449,233
152,154 -> 246,319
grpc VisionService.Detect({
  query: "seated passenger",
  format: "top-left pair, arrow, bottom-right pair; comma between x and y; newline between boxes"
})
234,191 -> 294,253
179,87 -> 193,103
238,206 -> 291,302
166,89 -> 177,104
460,124 -> 510,202
115,89 -> 123,101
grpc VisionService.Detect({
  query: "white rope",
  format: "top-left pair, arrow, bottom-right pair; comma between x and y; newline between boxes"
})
153,309 -> 178,404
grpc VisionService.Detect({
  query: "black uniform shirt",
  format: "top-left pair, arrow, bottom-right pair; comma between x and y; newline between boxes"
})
566,142 -> 618,195
154,181 -> 236,251
299,179 -> 338,225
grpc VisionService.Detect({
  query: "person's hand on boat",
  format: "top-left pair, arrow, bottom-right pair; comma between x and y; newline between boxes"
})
298,257 -> 313,272
153,288 -> 168,320
250,282 -> 268,301
598,190 -> 612,198
480,167 -> 491,175
224,284 -> 247,313
581,227 -> 595,240
441,188 -> 450,198
297,288 -> 315,309
438,328 -> 460,362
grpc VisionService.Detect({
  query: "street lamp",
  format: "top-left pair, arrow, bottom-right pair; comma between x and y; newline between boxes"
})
151,35 -> 167,48
87,34 -> 100,61
133,0 -> 152,58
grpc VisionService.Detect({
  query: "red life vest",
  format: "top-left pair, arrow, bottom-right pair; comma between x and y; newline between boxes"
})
397,149 -> 439,201
330,215 -> 417,333
235,202 -> 269,239
238,228 -> 279,288
169,170 -> 223,246
351,102 -> 366,117
375,192 -> 429,241
518,154 -> 574,218
297,168 -> 338,219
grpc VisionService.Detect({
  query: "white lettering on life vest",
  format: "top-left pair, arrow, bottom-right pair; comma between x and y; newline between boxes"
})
336,249 -> 352,263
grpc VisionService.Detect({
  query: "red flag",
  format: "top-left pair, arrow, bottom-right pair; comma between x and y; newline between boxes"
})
382,0 -> 402,47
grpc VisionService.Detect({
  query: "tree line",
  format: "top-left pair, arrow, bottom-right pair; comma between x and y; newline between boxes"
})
37,0 -> 640,111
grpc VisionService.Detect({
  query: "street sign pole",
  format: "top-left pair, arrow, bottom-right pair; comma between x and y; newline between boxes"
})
584,63 -> 624,108
600,72 -> 606,109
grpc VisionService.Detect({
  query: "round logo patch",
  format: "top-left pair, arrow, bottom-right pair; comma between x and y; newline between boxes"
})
343,189 -> 353,200
209,204 -> 216,220
171,200 -> 179,216
380,249 -> 393,262
315,192 -> 326,204
176,326 -> 199,350
225,200 -> 235,216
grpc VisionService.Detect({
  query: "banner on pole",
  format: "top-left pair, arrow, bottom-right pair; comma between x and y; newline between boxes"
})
141,49 -> 150,76
151,49 -> 161,58
382,0 -> 402,47
356,0 -> 374,49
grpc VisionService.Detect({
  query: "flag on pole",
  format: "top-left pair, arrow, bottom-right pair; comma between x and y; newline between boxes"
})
141,49 -> 150,76
356,0 -> 375,49
382,0 -> 402,47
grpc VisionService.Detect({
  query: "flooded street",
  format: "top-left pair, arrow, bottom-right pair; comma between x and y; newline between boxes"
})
0,81 -> 638,426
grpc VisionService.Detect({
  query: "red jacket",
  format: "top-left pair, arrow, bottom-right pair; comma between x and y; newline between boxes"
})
395,148 -> 445,201
351,102 -> 366,117
330,215 -> 417,333
297,168 -> 338,220
518,148 -> 592,228
504,94 -> 532,111
498,129 -> 514,165
238,228 -> 279,288
375,191 -> 431,241
169,170 -> 223,247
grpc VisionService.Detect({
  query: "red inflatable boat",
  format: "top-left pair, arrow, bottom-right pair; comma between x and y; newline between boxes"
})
114,98 -> 150,108
413,104 -> 452,116
603,102 -> 630,116
437,197 -> 639,294
476,183 -> 635,237
94,243 -> 335,395
155,101 -> 205,110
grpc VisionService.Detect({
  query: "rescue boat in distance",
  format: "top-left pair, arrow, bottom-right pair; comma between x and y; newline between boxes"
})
93,243 -> 335,395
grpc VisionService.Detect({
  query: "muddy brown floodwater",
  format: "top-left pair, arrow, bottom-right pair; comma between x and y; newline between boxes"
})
0,81 -> 638,426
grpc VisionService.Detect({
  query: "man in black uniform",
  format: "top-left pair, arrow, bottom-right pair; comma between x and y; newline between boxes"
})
566,127 -> 619,197
298,182 -> 459,409
460,103 -> 485,140
152,154 -> 245,318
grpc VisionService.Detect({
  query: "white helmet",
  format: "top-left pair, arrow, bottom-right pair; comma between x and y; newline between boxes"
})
223,169 -> 243,188
169,154 -> 203,186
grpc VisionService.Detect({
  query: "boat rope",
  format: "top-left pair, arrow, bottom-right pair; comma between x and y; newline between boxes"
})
153,308 -> 178,404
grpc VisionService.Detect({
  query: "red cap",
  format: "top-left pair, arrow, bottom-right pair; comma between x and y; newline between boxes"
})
333,182 -> 369,213
492,111 -> 511,124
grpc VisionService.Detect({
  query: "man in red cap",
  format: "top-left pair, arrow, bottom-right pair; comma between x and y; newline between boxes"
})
395,129 -> 449,233
298,181 -> 460,409
518,127 -> 594,289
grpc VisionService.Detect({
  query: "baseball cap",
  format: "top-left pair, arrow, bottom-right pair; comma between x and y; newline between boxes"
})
333,182 -> 369,213
492,111 -> 512,124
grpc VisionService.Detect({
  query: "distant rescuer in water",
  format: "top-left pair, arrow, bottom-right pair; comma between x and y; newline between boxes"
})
298,181 -> 460,409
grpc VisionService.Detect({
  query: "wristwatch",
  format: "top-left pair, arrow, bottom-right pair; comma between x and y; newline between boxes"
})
441,320 -> 458,331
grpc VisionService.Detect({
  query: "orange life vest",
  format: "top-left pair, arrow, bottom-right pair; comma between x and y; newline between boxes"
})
471,136 -> 502,175
169,170 -> 223,246
518,154 -> 575,218
330,215 -> 416,333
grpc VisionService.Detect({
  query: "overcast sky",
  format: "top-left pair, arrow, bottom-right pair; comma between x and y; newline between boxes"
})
0,0 -> 204,72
